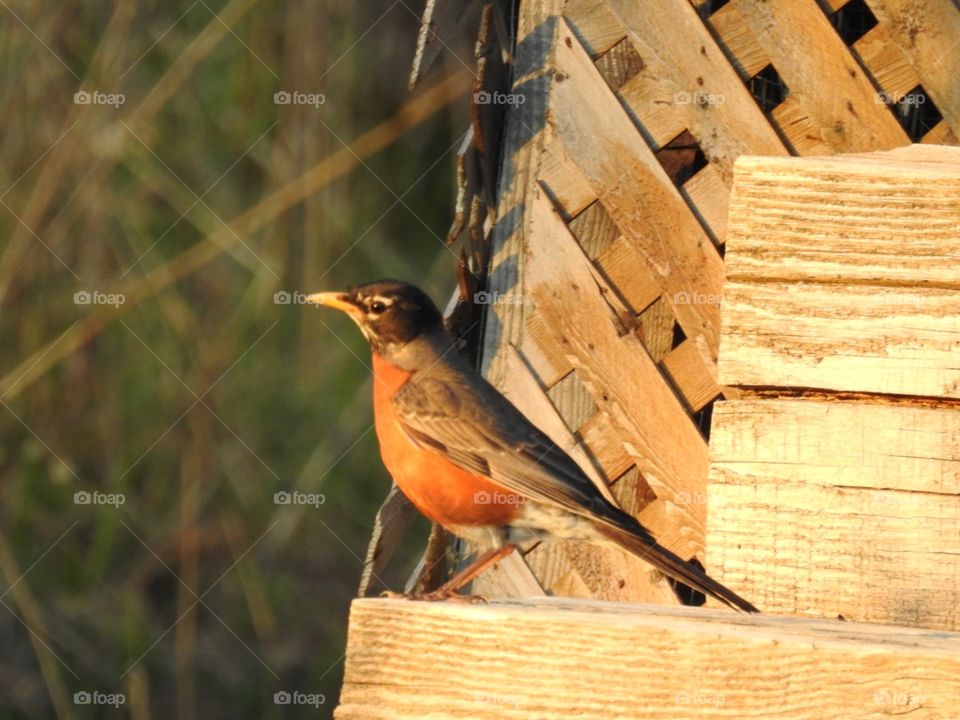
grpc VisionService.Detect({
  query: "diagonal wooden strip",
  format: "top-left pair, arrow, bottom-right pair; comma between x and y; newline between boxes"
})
707,2 -> 771,80
732,0 -> 909,152
864,0 -> 960,135
526,188 -> 710,558
851,23 -> 920,100
550,20 -> 725,369
605,0 -> 789,182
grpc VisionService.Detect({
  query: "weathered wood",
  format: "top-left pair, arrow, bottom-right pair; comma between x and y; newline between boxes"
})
551,19 -> 725,371
337,598 -> 960,718
526,188 -> 710,558
720,146 -> 960,398
709,397 -> 960,631
720,280 -> 960,397
733,0 -> 909,152
865,0 -> 960,135
724,148 -> 960,286
603,0 -> 789,182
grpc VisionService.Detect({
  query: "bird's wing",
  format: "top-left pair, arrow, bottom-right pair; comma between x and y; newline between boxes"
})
391,370 -> 620,524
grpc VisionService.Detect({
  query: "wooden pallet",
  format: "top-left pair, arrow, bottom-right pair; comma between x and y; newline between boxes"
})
475,0 -> 960,603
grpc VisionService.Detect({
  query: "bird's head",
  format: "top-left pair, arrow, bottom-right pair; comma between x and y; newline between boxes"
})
305,279 -> 444,357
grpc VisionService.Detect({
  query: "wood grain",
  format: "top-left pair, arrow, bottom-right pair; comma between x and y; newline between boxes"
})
724,148 -> 960,286
337,597 -> 960,718
732,0 -> 910,152
865,0 -> 960,135
709,398 -> 960,630
526,188 -> 710,558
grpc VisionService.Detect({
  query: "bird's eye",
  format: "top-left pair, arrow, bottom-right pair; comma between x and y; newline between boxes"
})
369,301 -> 387,315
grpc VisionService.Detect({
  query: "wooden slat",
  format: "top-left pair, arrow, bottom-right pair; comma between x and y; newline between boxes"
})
724,149 -> 960,285
539,136 -> 596,218
338,598 -> 960,718
865,0 -> 960,135
732,0 -> 909,152
707,3 -> 770,80
593,235 -> 662,313
851,23 -> 920,100
551,19 -> 725,375
768,95 -> 834,155
563,0 -> 626,56
661,339 -> 718,412
605,0 -> 789,183
681,163 -> 731,246
709,398 -> 960,630
719,280 -> 960,397
526,188 -> 710,558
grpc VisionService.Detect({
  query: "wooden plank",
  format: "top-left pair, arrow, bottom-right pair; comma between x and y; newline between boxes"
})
661,339 -> 719,412
732,0 -> 910,152
922,120 -> 959,146
681,163 -> 731,246
719,280 -> 960,398
563,0 -> 626,56
337,598 -> 960,719
579,411 -> 634,481
481,0 -> 562,386
593,236 -> 662,313
724,149 -> 960,286
768,95 -> 834,155
865,0 -> 960,135
707,3 -> 771,80
852,23 -> 920,101
709,398 -> 960,630
526,188 -> 710,558
538,136 -> 596,219
551,19 -> 726,372
604,0 -> 789,183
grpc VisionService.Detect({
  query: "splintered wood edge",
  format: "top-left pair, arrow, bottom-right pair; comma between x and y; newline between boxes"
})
338,598 -> 960,718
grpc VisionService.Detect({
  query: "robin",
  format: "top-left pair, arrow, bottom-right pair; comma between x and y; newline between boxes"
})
306,279 -> 757,612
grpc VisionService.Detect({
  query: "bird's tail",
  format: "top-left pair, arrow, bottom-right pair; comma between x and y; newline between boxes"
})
594,520 -> 758,613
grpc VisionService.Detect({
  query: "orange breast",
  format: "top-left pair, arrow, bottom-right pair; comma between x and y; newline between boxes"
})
371,354 -> 523,528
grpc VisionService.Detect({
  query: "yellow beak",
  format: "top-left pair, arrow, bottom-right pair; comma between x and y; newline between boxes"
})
305,291 -> 354,312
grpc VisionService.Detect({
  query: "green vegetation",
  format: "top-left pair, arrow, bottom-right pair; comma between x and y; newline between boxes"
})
0,1 -> 470,716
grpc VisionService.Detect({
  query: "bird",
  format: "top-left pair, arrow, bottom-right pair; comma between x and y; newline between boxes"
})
306,279 -> 758,612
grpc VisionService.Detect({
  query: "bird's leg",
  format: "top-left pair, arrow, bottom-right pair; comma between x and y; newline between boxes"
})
381,544 -> 517,602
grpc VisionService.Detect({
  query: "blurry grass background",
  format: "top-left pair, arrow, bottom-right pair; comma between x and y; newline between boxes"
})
0,0 -> 474,716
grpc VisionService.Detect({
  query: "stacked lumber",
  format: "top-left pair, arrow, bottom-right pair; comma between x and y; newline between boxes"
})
708,145 -> 960,630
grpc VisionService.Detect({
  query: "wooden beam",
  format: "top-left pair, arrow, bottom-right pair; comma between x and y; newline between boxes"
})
708,397 -> 960,631
720,146 -> 960,397
337,598 -> 960,718
732,0 -> 910,152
